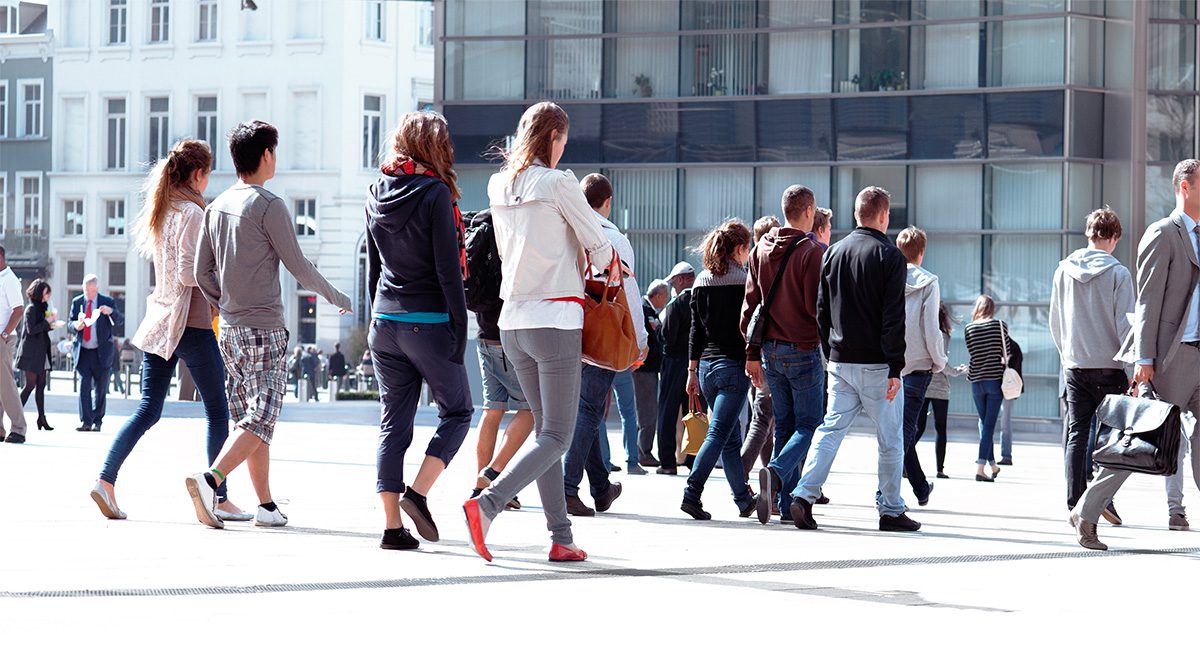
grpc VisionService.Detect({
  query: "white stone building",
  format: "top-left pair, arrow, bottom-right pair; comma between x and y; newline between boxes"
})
45,0 -> 435,351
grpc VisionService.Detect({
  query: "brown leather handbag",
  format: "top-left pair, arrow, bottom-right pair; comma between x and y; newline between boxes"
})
582,253 -> 640,371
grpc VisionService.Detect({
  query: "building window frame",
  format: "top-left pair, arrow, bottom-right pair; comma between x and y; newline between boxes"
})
197,0 -> 218,43
364,0 -> 385,42
0,174 -> 6,230
0,82 -> 7,138
16,78 -> 44,138
108,0 -> 128,45
195,94 -> 219,168
294,197 -> 318,236
103,197 -> 127,237
418,3 -> 433,49
63,198 -> 85,237
16,172 -> 42,234
361,93 -> 383,169
105,97 -> 128,170
1,4 -> 17,35
149,0 -> 170,44
147,96 -> 171,163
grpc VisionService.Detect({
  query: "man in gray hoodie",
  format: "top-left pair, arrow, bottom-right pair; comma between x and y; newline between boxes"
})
1050,207 -> 1133,532
897,227 -> 947,506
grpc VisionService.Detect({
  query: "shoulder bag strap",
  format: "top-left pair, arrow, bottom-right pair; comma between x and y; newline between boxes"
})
759,236 -> 806,326
999,320 -> 1010,366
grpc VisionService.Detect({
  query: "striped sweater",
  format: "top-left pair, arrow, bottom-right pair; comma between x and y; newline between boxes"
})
964,319 -> 1014,382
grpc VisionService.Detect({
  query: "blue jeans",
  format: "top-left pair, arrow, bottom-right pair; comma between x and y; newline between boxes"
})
998,397 -> 1014,461
762,342 -> 824,513
99,328 -> 230,499
972,380 -> 1003,465
613,369 -> 639,467
902,372 -> 933,499
684,358 -> 752,510
563,364 -> 617,499
792,362 -> 907,517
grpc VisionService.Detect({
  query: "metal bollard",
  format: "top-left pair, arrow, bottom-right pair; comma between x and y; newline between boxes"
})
299,375 -> 310,403
328,378 -> 339,403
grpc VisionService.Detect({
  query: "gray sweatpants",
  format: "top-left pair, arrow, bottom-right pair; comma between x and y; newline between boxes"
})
480,328 -> 583,546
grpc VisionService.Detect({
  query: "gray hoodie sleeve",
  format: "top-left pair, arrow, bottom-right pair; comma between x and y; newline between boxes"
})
924,279 -> 947,372
1049,266 -> 1064,356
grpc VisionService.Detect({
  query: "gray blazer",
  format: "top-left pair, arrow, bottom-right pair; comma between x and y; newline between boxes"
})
1118,212 -> 1200,368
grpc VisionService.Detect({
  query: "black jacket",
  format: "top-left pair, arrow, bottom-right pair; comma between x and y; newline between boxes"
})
689,267 -> 748,363
640,298 -> 663,373
818,227 -> 907,378
16,300 -> 52,372
366,172 -> 467,362
328,351 -> 347,376
660,288 -> 693,360
475,305 -> 502,342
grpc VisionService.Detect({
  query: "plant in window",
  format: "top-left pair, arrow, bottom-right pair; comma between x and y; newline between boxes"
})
707,67 -> 725,96
634,74 -> 653,98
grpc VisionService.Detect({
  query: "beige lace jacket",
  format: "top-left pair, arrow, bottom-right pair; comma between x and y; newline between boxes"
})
130,201 -> 211,359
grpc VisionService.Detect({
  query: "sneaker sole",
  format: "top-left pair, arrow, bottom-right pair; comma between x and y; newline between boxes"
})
254,518 -> 288,528
89,489 -> 121,520
756,469 -> 771,525
1169,524 -> 1190,531
1101,510 -> 1122,526
184,477 -> 224,529
462,502 -> 493,562
400,498 -> 440,542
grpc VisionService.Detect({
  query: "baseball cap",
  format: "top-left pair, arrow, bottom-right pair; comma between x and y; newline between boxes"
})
665,262 -> 695,279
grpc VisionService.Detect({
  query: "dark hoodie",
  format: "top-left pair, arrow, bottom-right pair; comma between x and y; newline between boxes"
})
366,172 -> 468,361
740,226 -> 824,360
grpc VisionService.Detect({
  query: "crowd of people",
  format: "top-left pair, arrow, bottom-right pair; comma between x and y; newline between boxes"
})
56,100 -> 1200,562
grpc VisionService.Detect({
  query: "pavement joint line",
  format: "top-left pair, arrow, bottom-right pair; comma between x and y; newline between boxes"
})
5,546 -> 1198,600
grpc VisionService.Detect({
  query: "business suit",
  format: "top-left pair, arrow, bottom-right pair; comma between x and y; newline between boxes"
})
67,293 -> 124,428
1085,211 -> 1200,524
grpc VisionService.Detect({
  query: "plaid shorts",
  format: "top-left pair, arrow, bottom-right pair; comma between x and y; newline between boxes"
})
219,326 -> 289,444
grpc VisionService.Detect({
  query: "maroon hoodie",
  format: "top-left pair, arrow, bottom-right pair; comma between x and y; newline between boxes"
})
740,226 -> 823,360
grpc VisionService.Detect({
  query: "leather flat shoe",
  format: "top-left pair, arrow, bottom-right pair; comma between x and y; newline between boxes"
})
594,482 -> 622,512
975,474 -> 994,482
90,483 -> 127,520
566,494 -> 595,517
549,543 -> 588,562
789,498 -> 817,529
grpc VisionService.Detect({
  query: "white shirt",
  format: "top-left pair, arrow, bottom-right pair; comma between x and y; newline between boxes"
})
0,267 -> 23,335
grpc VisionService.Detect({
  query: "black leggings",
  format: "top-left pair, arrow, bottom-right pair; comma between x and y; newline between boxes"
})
21,370 -> 48,418
914,397 -> 949,473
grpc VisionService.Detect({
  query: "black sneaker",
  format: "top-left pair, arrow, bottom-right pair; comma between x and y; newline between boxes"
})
656,466 -> 678,475
936,472 -> 949,479
399,491 -> 439,542
880,513 -> 922,532
681,499 -> 712,521
505,496 -> 521,510
610,465 -> 622,473
739,494 -> 761,518
917,481 -> 934,507
380,527 -> 420,551
789,498 -> 817,529
815,491 -> 830,505
594,482 -> 623,512
4,433 -> 25,444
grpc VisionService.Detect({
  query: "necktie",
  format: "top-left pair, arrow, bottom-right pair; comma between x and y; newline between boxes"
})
83,300 -> 92,342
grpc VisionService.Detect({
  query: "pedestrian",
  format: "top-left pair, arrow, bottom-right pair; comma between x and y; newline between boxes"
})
996,339 -> 1023,466
365,110 -> 474,551
743,189 -> 825,525
914,302 -> 961,479
109,338 -> 126,395
463,102 -> 614,563
92,139 -> 250,522
1099,159 -> 1200,538
808,207 -> 832,250
740,216 -> 779,481
561,173 -> 646,517
16,278 -> 55,433
897,226 -> 946,507
301,345 -> 319,402
610,368 -> 641,473
680,218 -> 760,521
288,346 -> 303,398
655,261 -> 697,474
785,186 -> 919,533
964,294 -> 1013,482
328,342 -> 347,388
67,274 -> 123,432
1051,206 -> 1131,532
633,279 -> 669,469
185,120 -> 352,530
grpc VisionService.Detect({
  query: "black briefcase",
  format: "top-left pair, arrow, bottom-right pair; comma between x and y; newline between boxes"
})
1093,384 -> 1182,476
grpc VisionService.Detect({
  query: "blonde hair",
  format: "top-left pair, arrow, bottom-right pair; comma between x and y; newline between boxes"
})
133,139 -> 211,258
700,218 -> 751,276
499,102 -> 569,182
388,111 -> 460,200
971,294 -> 996,322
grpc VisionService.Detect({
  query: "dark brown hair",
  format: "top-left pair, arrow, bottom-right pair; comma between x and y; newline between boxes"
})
500,102 -> 569,182
134,139 -> 212,257
1085,206 -> 1122,241
896,226 -> 927,263
781,184 -> 815,226
753,215 -> 780,241
938,301 -> 954,334
25,277 -> 50,303
228,120 -> 277,176
390,111 -> 460,200
971,294 -> 996,322
580,173 -> 612,210
700,218 -> 751,276
1173,159 -> 1200,191
855,186 -> 891,224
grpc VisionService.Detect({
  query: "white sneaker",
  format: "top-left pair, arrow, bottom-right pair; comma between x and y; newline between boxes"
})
255,505 -> 288,527
215,507 -> 255,522
185,473 -> 224,529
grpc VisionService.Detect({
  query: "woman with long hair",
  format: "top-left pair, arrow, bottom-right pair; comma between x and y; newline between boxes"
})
964,294 -> 1013,482
463,101 -> 614,562
16,279 -> 56,430
366,111 -> 474,551
90,139 -> 247,521
680,219 -> 759,520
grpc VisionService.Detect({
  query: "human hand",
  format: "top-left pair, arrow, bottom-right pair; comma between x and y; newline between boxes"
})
745,360 -> 765,390
1134,363 -> 1154,384
99,306 -> 113,316
686,370 -> 700,397
886,377 -> 901,402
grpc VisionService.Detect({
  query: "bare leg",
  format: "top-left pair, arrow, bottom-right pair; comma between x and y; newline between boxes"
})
410,455 -> 446,495
475,409 -> 503,475
246,442 -> 272,505
380,492 -> 405,529
211,428 -> 271,503
489,409 -> 534,473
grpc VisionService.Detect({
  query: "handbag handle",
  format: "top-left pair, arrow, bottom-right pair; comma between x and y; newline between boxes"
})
1128,380 -> 1161,400
585,251 -> 623,303
688,391 -> 702,415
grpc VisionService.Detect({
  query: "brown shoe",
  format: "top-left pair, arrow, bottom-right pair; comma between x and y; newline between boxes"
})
789,498 -> 817,530
1070,512 -> 1108,551
566,494 -> 595,517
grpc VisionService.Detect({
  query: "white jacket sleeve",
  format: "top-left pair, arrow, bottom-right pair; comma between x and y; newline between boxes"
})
554,171 -> 613,263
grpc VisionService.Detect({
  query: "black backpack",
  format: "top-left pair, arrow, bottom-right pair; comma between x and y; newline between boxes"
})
462,209 -> 503,313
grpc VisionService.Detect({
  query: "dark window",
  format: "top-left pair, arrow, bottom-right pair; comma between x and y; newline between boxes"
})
836,0 -> 910,23
67,260 -> 85,286
835,97 -> 907,160
681,0 -> 757,30
298,295 -> 317,344
1070,91 -> 1104,159
679,101 -> 755,162
108,261 -> 126,287
909,95 -> 984,159
602,103 -> 678,163
757,100 -> 833,162
559,104 -> 602,164
987,91 -> 1065,157
444,105 -> 525,164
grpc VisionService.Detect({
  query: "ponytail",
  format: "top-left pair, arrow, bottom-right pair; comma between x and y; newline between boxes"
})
700,218 -> 751,276
134,139 -> 212,257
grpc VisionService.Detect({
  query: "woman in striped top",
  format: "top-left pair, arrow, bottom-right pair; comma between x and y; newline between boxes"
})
964,295 -> 1013,482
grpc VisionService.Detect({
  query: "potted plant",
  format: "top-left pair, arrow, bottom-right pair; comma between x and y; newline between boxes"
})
707,67 -> 726,96
634,74 -> 653,97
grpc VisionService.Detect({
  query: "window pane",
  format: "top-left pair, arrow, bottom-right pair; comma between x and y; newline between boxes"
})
764,0 -> 833,26
1070,91 -> 1104,159
910,95 -> 984,159
455,167 -> 494,213
526,38 -> 602,100
835,27 -> 909,92
916,23 -> 980,90
609,168 -> 680,283
756,167 -> 831,223
527,0 -> 602,34
834,165 -> 907,231
990,0 -> 1066,15
446,0 -> 525,36
834,0 -> 910,23
607,35 -> 679,98
198,96 -> 217,112
684,167 -> 753,234
1146,163 -> 1176,224
149,97 -> 168,113
444,104 -> 525,164
681,0 -> 756,30
1069,18 -> 1104,87
1148,23 -> 1196,91
558,104 -> 601,164
679,101 -> 755,162
1067,163 -> 1103,237
766,30 -> 833,94
1147,95 -> 1195,163
988,234 -> 1060,301
988,163 -> 1063,231
987,91 -> 1065,157
990,19 -> 1064,87
444,41 -> 526,100
756,99 -> 833,161
681,32 -> 760,96
915,165 -> 983,301
835,97 -> 907,160
109,261 -> 126,286
601,103 -> 679,163
913,0 -> 984,19
67,260 -> 85,285
1149,0 -> 1196,20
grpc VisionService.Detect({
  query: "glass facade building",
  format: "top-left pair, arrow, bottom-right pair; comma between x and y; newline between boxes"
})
437,0 -> 1194,420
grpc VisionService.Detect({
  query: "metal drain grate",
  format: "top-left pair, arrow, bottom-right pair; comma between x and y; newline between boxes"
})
4,546 -> 1197,599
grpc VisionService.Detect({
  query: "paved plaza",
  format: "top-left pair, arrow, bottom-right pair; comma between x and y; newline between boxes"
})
2,390 -> 1197,670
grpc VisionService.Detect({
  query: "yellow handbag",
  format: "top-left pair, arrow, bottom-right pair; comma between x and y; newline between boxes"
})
682,392 -> 709,456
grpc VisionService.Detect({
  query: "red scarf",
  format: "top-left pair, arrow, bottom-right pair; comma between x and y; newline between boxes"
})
382,158 -> 468,280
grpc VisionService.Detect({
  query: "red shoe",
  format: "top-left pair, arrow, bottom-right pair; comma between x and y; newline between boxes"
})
462,499 -> 493,562
548,543 -> 588,562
